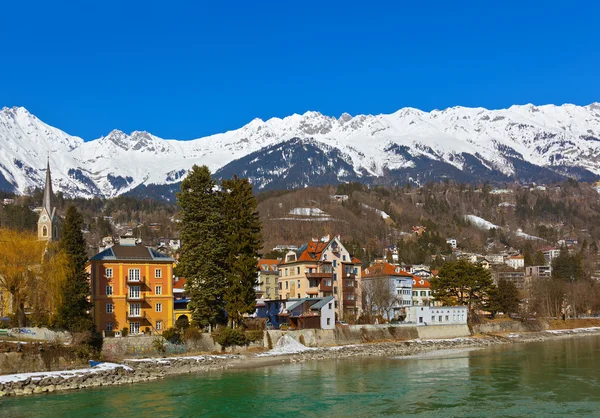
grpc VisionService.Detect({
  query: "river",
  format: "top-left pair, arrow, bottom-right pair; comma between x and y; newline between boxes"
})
2,335 -> 600,417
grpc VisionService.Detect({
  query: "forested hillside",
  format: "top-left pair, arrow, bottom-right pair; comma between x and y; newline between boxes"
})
3,180 -> 600,266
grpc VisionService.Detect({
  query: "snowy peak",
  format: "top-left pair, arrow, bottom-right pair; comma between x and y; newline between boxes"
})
0,103 -> 599,198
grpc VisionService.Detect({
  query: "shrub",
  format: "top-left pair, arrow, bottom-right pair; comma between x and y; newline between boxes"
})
121,327 -> 129,337
176,316 -> 190,330
213,327 -> 247,349
246,330 -> 264,344
183,327 -> 203,343
162,327 -> 182,344
152,337 -> 166,354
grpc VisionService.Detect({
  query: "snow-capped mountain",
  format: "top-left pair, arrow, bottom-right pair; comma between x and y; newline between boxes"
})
1,103 -> 599,199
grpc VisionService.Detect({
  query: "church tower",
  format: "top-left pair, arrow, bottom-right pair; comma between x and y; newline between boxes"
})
37,159 -> 60,241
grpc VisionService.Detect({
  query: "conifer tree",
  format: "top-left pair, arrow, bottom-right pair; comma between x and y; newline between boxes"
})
221,175 -> 263,327
177,165 -> 228,329
56,205 -> 93,331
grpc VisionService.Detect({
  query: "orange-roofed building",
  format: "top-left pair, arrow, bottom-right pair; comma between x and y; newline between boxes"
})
278,235 -> 362,319
172,277 -> 191,324
256,259 -> 280,300
412,277 -> 437,306
363,262 -> 414,319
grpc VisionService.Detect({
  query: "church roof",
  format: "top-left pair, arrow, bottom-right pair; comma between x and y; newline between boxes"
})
43,159 -> 53,215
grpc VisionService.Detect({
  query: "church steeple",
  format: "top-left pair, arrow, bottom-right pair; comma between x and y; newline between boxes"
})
43,157 -> 53,214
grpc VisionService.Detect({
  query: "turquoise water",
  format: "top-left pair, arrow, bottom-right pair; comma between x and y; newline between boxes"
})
3,336 -> 600,417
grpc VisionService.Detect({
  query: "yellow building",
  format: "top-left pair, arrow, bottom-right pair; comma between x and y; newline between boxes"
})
256,259 -> 280,300
278,235 -> 362,319
89,237 -> 175,335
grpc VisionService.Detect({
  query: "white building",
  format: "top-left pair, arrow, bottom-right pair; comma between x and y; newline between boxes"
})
505,255 -> 525,269
446,238 -> 457,249
405,306 -> 467,325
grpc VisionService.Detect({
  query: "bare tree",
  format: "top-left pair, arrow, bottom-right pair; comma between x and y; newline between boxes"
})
361,278 -> 399,322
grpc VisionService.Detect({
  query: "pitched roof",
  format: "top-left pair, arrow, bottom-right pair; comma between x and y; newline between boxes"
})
173,278 -> 187,289
310,296 -> 335,310
364,262 -> 413,277
90,244 -> 175,262
412,278 -> 431,288
258,259 -> 280,270
296,240 -> 330,262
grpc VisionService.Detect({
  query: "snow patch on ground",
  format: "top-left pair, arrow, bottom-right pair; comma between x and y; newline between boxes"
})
361,203 -> 390,219
516,229 -> 544,240
289,207 -> 329,217
125,355 -> 234,363
257,334 -> 316,356
0,362 -> 132,384
464,215 -> 500,230
545,327 -> 600,334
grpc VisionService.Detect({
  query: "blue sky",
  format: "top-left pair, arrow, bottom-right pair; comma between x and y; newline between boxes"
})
1,0 -> 599,140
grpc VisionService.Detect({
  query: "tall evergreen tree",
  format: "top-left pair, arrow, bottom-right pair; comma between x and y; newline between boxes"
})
177,165 -> 228,329
489,279 -> 521,316
221,176 -> 263,327
55,205 -> 93,331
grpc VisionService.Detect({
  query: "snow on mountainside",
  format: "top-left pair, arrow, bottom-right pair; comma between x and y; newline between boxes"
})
1,103 -> 600,198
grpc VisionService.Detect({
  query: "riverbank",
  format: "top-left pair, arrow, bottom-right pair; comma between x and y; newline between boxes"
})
2,324 -> 600,398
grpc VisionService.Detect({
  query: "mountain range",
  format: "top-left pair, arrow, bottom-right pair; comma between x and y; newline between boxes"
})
1,103 -> 599,200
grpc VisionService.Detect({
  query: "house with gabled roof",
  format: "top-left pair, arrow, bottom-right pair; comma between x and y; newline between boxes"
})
278,235 -> 362,320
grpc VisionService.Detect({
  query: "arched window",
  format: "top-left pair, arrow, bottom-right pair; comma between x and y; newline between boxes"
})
42,225 -> 48,237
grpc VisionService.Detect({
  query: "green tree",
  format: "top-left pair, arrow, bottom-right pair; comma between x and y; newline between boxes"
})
489,279 -> 520,316
552,246 -> 584,281
177,165 -> 228,329
430,259 -> 495,313
221,175 -> 263,328
55,205 -> 93,331
523,250 -> 534,267
533,251 -> 546,266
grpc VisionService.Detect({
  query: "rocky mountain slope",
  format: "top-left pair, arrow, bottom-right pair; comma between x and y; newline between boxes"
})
1,103 -> 599,198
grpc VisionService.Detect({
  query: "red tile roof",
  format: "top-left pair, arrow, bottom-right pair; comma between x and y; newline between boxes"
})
412,278 -> 431,288
364,262 -> 413,277
258,259 -> 280,270
173,278 -> 187,289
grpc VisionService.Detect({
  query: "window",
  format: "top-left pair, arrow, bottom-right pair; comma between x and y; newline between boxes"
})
155,285 -> 162,295
130,322 -> 140,335
328,303 -> 333,310
342,255 -> 346,261
285,268 -> 288,277
346,293 -> 354,300
296,267 -> 300,275
106,303 -> 114,313
105,268 -> 113,278
354,268 -> 358,275
285,281 -> 289,289
333,273 -> 337,281
420,291 -> 426,296
327,318 -> 331,326
279,282 -> 282,290
266,277 -> 270,284
297,280 -> 301,288
439,315 -> 443,322
445,315 -> 449,321
128,269 -> 141,282
42,225 -> 48,237
345,280 -> 353,287
297,294 -> 300,298
413,291 -> 417,296
106,322 -> 113,331
106,285 -> 113,296
333,260 -> 337,267
129,286 -> 141,299
156,321 -> 162,330
156,303 -> 162,313
129,303 -> 141,317
155,269 -> 162,278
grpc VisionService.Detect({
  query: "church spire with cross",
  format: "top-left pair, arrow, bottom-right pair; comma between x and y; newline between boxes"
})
38,158 -> 60,241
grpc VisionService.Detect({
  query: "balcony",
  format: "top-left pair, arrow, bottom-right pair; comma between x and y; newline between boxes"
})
127,310 -> 143,319
319,282 -> 333,293
344,299 -> 357,307
126,275 -> 143,284
306,270 -> 333,279
126,293 -> 145,301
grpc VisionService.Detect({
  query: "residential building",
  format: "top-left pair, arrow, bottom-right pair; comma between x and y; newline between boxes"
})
252,299 -> 285,329
173,277 -> 190,324
273,244 -> 298,252
329,194 -> 349,203
446,238 -> 457,249
505,255 -> 525,269
478,258 -> 491,270
405,306 -> 467,325
2,198 -> 15,205
37,160 -> 60,242
278,297 -> 336,330
363,262 -> 413,319
412,278 -> 435,306
542,247 -> 561,265
278,235 -> 362,319
493,268 -> 528,289
485,254 -> 506,265
525,265 -> 552,279
89,237 -> 176,335
158,238 -> 181,251
256,259 -> 280,300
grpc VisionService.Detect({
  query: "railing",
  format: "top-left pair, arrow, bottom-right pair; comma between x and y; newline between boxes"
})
127,310 -> 143,318
306,271 -> 333,279
126,275 -> 144,283
126,293 -> 145,301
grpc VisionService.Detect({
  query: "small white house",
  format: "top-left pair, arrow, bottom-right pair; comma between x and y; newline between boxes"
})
405,306 -> 467,325
446,238 -> 457,249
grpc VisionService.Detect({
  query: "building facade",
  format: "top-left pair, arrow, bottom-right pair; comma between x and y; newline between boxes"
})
278,235 -> 362,319
412,278 -> 435,306
405,306 -> 467,325
256,259 -> 280,300
89,238 -> 175,335
363,261 -> 413,319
